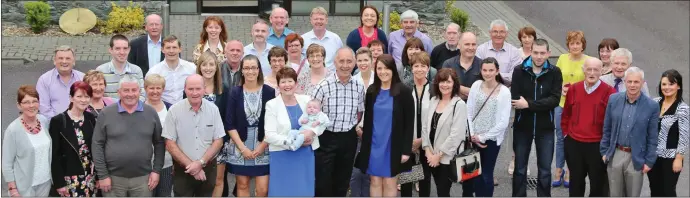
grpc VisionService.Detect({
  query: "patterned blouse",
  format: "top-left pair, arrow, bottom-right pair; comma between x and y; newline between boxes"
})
654,97 -> 689,159
193,42 -> 226,64
296,66 -> 333,96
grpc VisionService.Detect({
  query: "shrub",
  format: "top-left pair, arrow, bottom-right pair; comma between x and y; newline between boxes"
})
102,2 -> 145,34
449,7 -> 470,32
378,11 -> 401,31
24,1 -> 51,33
445,0 -> 455,14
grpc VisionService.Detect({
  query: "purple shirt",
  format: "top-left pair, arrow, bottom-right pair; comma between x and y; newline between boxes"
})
475,41 -> 524,84
388,29 -> 434,66
36,68 -> 85,118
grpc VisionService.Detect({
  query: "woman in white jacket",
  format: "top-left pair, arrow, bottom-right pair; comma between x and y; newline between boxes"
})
263,67 -> 328,196
466,57 -> 511,197
421,68 -> 467,197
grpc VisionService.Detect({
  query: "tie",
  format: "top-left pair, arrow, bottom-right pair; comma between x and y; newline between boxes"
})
614,78 -> 622,92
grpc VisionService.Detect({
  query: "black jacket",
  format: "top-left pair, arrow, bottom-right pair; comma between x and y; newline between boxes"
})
355,83 -> 414,176
128,34 -> 164,75
510,57 -> 563,134
50,111 -> 97,188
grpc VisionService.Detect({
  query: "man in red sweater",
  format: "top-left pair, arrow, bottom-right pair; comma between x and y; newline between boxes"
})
561,57 -> 616,197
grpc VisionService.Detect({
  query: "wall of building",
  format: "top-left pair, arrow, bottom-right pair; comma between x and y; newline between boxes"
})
1,0 -> 166,25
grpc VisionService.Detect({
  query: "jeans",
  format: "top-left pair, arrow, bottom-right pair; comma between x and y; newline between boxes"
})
554,106 -> 566,169
513,130 -> 554,197
474,140 -> 501,197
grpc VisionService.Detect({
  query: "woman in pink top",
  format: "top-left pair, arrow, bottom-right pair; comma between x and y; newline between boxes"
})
346,5 -> 389,53
82,70 -> 115,117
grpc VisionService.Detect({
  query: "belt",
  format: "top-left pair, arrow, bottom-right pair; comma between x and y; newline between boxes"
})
616,144 -> 631,152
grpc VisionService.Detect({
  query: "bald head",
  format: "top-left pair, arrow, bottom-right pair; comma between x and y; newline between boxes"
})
225,40 -> 244,64
583,57 -> 604,84
145,14 -> 162,37
186,74 -> 204,87
270,7 -> 289,31
459,32 -> 478,57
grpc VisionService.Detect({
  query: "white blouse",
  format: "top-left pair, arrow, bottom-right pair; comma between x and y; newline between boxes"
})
156,107 -> 173,169
28,128 -> 51,186
466,80 -> 512,145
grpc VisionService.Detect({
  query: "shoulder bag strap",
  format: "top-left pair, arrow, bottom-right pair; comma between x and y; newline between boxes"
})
471,83 -> 500,122
296,58 -> 308,75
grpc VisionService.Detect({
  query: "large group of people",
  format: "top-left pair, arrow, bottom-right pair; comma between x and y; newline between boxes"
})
2,5 -> 687,198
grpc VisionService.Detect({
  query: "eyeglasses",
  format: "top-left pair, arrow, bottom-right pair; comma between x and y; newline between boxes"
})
490,30 -> 507,35
20,100 -> 39,105
243,67 -> 259,71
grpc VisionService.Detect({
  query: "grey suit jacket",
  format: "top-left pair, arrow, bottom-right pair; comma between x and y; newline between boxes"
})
422,96 -> 467,164
2,115 -> 52,196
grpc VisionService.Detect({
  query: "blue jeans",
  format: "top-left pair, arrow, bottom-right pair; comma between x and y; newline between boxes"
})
554,106 -> 566,169
513,130 -> 555,197
474,140 -> 501,197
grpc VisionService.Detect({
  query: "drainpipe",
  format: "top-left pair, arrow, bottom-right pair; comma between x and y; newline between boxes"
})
382,4 -> 391,35
162,3 -> 170,37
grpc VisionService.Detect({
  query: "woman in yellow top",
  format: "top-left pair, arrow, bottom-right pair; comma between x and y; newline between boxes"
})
553,30 -> 588,188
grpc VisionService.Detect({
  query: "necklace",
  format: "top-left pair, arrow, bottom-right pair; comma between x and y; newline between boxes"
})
21,118 -> 41,134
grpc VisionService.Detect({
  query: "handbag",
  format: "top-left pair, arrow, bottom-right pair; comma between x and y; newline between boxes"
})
448,83 -> 499,183
397,153 -> 425,184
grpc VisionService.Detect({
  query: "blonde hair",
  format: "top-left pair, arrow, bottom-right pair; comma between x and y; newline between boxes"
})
83,70 -> 106,85
195,51 -> 223,94
144,74 -> 166,89
311,7 -> 328,17
356,47 -> 373,59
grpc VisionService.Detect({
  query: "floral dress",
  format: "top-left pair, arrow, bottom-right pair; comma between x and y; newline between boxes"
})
204,93 -> 230,165
64,120 -> 97,197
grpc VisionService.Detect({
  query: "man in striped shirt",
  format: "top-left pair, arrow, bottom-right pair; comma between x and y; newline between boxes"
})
96,34 -> 145,101
312,47 -> 365,197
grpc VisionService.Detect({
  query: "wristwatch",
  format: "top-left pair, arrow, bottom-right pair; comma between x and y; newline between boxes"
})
199,159 -> 206,167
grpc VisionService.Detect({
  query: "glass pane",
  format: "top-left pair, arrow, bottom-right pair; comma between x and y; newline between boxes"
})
335,0 -> 360,14
292,1 -> 330,15
170,0 -> 197,13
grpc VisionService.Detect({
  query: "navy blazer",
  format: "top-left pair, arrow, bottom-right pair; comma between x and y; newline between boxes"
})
224,84 -> 276,142
600,92 -> 660,171
346,28 -> 389,53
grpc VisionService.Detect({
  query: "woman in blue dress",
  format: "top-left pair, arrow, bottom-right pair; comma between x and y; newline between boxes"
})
355,54 -> 415,197
264,67 -> 326,196
224,55 -> 275,197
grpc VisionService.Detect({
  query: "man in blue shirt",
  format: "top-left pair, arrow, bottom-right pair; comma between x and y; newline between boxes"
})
600,66 -> 659,197
267,7 -> 293,48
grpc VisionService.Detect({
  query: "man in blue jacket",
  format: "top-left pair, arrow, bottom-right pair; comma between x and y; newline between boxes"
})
600,66 -> 659,197
510,38 -> 563,197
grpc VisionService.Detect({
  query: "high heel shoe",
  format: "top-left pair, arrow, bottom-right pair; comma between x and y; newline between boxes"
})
551,169 -> 564,187
563,170 -> 570,188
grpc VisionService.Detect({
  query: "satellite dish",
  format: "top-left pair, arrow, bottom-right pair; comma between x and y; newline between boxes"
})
59,8 -> 97,35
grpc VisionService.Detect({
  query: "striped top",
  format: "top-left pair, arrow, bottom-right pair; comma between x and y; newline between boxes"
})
95,61 -> 145,101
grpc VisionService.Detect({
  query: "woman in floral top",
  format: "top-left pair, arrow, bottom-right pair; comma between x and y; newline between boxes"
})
192,16 -> 228,63
50,82 -> 98,197
196,51 -> 229,197
296,44 -> 332,95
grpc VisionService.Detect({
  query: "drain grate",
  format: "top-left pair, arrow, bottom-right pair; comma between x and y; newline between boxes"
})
526,177 -> 539,190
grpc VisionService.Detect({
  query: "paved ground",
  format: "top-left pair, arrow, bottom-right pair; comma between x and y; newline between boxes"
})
505,1 -> 690,101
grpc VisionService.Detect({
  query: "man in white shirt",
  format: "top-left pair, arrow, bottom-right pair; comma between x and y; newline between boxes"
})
599,48 -> 650,96
301,6 -> 343,70
244,19 -> 275,77
146,35 -> 197,104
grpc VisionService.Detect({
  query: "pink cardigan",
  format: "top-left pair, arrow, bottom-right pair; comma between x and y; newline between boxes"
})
86,97 -> 115,114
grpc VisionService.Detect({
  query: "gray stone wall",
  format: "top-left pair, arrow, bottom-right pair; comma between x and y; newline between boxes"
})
388,0 -> 448,26
1,0 -> 166,25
